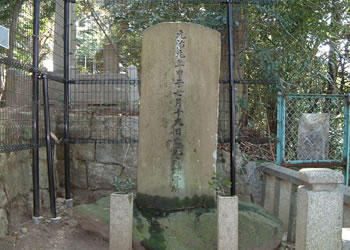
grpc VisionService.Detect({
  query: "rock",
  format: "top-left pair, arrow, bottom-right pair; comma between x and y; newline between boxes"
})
67,114 -> 92,139
238,202 -> 283,249
3,151 -> 31,201
121,116 -> 138,141
71,144 -> 95,162
87,162 -> 123,190
0,208 -> 8,239
56,197 -> 65,204
0,184 -> 8,208
95,143 -> 137,169
71,160 -> 88,189
73,197 -> 110,241
21,227 -> 28,234
245,161 -> 263,204
74,196 -> 283,249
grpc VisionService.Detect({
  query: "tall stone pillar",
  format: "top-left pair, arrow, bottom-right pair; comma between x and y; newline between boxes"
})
137,23 -> 221,209
296,168 -> 343,250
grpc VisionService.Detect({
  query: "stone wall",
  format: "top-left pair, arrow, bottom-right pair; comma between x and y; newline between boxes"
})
0,148 -> 59,238
56,142 -> 137,203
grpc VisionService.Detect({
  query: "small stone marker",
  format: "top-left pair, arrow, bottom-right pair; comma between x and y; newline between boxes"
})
0,25 -> 9,49
137,22 -> 221,208
217,196 -> 238,250
296,168 -> 343,250
109,193 -> 133,250
297,113 -> 330,160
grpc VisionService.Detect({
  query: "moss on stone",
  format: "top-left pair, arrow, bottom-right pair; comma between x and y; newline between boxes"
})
135,193 -> 215,210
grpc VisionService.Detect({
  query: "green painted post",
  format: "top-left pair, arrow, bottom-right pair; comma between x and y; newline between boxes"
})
344,94 -> 350,185
277,91 -> 283,165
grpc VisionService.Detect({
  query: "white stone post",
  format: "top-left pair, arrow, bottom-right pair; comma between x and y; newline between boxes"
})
217,195 -> 238,250
127,65 -> 139,109
109,193 -> 133,250
296,168 -> 343,250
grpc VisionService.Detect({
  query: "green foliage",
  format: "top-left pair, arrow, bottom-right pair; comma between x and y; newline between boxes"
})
113,176 -> 136,193
208,171 -> 231,196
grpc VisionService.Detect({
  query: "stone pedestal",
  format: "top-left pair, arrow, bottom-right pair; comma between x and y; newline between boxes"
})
109,193 -> 133,250
217,196 -> 238,250
296,168 -> 343,250
137,22 -> 221,208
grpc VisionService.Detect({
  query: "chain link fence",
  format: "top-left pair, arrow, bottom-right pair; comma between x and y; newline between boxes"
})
278,93 -> 349,166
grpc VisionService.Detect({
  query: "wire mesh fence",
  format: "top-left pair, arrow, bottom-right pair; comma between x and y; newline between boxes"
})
0,1 -> 34,152
0,0 -> 66,153
281,94 -> 347,163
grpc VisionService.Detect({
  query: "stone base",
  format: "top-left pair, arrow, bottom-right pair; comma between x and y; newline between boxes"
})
32,216 -> 43,224
64,199 -> 73,208
135,193 -> 215,210
73,196 -> 283,249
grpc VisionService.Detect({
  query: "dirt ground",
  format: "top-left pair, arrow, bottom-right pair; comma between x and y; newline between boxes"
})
0,200 -> 109,250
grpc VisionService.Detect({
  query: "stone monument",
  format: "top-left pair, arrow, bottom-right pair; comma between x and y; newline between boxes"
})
297,113 -> 330,160
137,22 -> 221,209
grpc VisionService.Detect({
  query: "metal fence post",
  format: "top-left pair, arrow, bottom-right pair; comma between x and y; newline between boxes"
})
42,74 -> 58,219
32,0 -> 41,222
64,0 -> 72,206
227,0 -> 236,196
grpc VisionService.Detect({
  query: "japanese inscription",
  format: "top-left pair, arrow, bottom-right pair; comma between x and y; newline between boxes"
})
171,30 -> 186,191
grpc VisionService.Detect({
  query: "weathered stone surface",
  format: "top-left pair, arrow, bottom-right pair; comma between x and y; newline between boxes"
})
217,196 -> 238,250
7,196 -> 29,229
91,116 -> 122,140
121,116 -> 138,140
278,179 -> 292,232
74,197 -> 283,250
55,160 -> 65,188
71,143 -> 95,161
0,183 -> 8,208
73,196 -> 110,241
71,160 -> 88,189
3,151 -> 31,201
299,168 -> 344,186
67,113 -> 92,139
110,193 -> 133,250
56,144 -> 65,161
297,113 -> 330,160
138,22 -> 221,202
0,208 -> 8,239
87,162 -> 123,190
103,44 -> 119,75
296,184 -> 343,250
238,202 -> 284,249
38,147 -> 60,190
245,161 -> 263,204
95,143 -> 137,169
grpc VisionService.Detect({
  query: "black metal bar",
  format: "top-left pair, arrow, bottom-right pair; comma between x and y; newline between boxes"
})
42,74 -> 57,218
32,0 -> 40,219
64,0 -> 71,200
227,1 -> 236,196
46,72 -> 66,84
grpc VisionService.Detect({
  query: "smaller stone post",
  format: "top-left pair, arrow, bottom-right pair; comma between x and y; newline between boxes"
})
296,168 -> 343,250
109,193 -> 133,250
127,65 -> 139,106
217,195 -> 238,250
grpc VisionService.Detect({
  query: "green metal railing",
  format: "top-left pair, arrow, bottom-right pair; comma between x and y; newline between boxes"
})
277,92 -> 350,185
